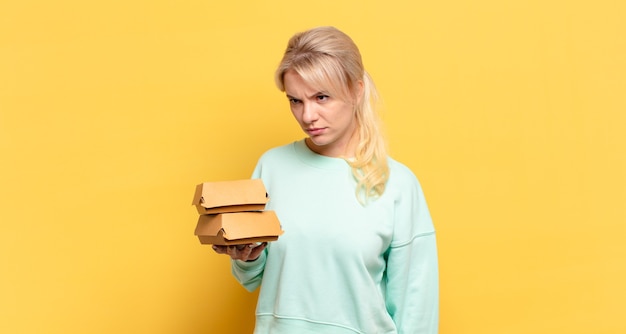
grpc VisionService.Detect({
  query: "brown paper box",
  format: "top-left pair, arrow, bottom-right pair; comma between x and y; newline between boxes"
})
194,211 -> 284,245
192,179 -> 269,215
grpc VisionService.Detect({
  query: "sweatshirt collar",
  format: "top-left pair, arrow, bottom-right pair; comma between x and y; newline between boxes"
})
293,139 -> 350,170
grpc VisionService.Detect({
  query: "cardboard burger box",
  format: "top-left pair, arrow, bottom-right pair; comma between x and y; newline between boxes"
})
192,179 -> 283,245
194,211 -> 283,245
192,178 -> 269,215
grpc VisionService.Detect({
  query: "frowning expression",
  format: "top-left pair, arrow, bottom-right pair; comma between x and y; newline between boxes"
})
283,70 -> 361,158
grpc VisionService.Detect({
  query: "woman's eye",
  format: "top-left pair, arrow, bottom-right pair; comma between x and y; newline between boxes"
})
317,95 -> 329,101
289,98 -> 301,104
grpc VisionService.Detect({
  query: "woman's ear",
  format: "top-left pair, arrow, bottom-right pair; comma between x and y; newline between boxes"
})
355,79 -> 365,104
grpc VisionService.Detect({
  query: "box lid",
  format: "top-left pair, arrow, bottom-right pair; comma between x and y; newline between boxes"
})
194,211 -> 284,245
192,179 -> 269,214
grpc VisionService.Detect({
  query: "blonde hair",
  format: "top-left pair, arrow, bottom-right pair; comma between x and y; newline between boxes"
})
275,26 -> 389,203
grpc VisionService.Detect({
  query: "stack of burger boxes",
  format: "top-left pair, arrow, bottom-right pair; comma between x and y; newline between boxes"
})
192,179 -> 283,245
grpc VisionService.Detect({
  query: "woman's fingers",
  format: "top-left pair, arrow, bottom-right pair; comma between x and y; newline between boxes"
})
248,242 -> 267,260
212,243 -> 266,261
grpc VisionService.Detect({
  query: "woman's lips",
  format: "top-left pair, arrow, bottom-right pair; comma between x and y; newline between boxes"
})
306,127 -> 325,136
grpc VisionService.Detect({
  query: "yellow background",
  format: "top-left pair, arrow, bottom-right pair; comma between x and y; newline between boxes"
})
1,1 -> 624,333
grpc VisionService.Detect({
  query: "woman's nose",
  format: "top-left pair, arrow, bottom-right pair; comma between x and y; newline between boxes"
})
302,102 -> 319,124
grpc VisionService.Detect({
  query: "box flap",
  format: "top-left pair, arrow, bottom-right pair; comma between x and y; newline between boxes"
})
192,179 -> 269,214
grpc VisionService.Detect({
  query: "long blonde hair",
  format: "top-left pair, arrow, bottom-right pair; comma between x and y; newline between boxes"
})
275,26 -> 389,203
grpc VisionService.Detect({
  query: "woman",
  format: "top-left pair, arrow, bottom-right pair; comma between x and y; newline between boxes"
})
213,26 -> 439,334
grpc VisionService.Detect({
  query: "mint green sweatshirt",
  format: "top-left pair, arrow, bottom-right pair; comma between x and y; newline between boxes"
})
232,140 -> 439,334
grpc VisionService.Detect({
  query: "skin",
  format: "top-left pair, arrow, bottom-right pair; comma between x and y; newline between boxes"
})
213,69 -> 364,260
212,242 -> 268,261
283,69 -> 363,158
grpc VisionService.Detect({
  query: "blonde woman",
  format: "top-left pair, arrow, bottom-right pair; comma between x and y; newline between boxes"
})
213,26 -> 439,334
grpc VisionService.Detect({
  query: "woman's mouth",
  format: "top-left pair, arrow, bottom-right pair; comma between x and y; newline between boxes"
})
306,127 -> 325,136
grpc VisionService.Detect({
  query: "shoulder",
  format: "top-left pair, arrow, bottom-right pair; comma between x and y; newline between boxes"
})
256,141 -> 297,164
384,156 -> 430,203
252,141 -> 299,178
385,157 -> 435,239
387,157 -> 421,187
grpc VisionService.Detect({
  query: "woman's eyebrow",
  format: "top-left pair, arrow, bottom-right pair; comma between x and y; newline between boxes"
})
286,92 -> 327,100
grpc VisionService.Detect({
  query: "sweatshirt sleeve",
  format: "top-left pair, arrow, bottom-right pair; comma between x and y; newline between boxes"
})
231,251 -> 267,292
385,176 -> 439,333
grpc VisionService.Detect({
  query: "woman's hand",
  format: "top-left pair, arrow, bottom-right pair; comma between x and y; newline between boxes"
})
212,242 -> 267,261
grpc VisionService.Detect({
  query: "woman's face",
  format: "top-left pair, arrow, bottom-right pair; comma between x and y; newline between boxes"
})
283,69 -> 361,158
